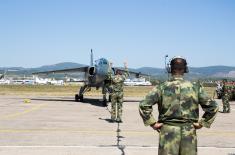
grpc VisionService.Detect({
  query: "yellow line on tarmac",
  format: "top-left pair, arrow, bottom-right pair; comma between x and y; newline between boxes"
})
0,129 -> 155,136
0,104 -> 47,120
198,131 -> 235,136
0,128 -> 235,137
0,128 -> 155,135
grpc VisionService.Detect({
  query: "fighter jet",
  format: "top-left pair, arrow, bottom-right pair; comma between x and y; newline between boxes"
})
33,49 -> 145,106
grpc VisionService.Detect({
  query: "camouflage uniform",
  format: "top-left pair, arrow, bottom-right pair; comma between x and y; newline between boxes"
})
110,69 -> 129,122
222,82 -> 231,113
139,75 -> 218,155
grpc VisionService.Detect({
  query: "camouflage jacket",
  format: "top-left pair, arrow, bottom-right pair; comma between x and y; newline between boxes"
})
110,68 -> 129,92
139,75 -> 218,128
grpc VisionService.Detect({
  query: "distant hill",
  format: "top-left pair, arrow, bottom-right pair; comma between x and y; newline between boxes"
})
189,66 -> 235,77
135,66 -> 235,79
133,67 -> 165,76
31,62 -> 86,72
1,62 -> 235,79
0,62 -> 85,76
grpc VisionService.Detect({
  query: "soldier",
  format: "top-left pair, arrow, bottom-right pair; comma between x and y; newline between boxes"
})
222,79 -> 231,113
110,62 -> 129,123
139,56 -> 218,155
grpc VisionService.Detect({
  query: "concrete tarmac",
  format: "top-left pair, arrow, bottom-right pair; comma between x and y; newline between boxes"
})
0,95 -> 234,155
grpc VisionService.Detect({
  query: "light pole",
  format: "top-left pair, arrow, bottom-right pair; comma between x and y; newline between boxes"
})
165,55 -> 169,79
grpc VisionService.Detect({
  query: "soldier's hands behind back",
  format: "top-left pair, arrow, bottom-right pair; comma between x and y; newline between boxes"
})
150,122 -> 163,132
193,122 -> 203,129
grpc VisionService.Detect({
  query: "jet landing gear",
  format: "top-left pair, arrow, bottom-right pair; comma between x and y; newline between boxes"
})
75,94 -> 83,102
75,85 -> 90,102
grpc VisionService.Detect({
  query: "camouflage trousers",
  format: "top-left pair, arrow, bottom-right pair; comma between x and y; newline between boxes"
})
111,91 -> 123,121
158,124 -> 197,155
222,93 -> 231,113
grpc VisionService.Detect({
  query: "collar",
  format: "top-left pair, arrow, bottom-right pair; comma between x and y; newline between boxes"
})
170,75 -> 184,81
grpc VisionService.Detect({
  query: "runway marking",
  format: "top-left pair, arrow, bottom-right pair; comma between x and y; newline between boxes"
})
0,146 -> 234,149
0,129 -> 139,135
0,128 -> 235,136
0,104 -> 47,120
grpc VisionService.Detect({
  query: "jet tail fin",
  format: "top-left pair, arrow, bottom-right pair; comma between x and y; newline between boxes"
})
0,70 -> 7,79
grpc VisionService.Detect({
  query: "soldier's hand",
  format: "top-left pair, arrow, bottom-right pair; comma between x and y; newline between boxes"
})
124,62 -> 128,68
109,62 -> 113,67
150,122 -> 163,132
193,122 -> 203,129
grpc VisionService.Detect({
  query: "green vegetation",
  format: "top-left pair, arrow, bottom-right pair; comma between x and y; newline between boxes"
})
0,85 -> 216,98
204,87 -> 216,98
0,85 -> 154,97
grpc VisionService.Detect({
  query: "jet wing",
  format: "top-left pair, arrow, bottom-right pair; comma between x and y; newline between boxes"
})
32,66 -> 89,75
113,67 -> 150,78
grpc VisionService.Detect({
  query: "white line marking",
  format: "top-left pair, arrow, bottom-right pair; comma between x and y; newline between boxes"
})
0,146 -> 234,149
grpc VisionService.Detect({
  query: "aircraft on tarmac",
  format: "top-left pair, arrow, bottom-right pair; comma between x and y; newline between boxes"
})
0,70 -> 11,84
33,49 -> 146,106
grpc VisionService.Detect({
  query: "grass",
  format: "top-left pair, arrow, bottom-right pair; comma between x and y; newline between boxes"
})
0,85 -> 216,98
204,87 -> 217,99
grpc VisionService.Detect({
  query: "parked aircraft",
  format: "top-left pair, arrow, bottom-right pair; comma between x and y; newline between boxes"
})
0,70 -> 10,84
124,78 -> 152,86
34,77 -> 48,85
0,79 -> 10,84
33,49 -> 145,106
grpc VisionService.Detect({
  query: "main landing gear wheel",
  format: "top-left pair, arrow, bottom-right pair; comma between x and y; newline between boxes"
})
75,94 -> 84,102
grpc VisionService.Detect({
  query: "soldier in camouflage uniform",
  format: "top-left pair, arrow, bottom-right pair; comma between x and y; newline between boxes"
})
139,56 -> 218,155
110,62 -> 129,123
222,79 -> 231,113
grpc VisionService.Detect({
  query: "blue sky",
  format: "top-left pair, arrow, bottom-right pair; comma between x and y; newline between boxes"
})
0,0 -> 234,68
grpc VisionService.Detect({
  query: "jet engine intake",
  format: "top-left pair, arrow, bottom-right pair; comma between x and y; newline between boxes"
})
89,67 -> 96,76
